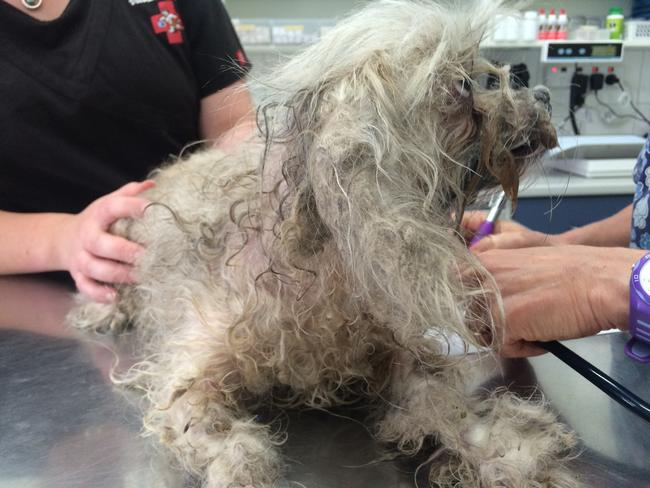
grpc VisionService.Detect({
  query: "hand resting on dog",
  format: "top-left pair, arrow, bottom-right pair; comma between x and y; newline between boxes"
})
0,181 -> 153,303
463,205 -> 641,357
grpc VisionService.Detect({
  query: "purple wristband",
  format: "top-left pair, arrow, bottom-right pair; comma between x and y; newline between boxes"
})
626,253 -> 650,363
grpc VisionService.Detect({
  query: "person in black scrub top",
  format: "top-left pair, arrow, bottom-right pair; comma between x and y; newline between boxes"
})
0,0 -> 254,302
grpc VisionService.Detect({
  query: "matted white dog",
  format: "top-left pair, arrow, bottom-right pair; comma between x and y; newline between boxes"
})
70,1 -> 579,486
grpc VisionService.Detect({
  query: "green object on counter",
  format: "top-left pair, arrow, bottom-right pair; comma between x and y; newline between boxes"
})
607,7 -> 624,40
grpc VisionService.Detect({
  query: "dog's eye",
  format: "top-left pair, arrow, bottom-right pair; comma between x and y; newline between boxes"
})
484,73 -> 500,90
454,79 -> 472,98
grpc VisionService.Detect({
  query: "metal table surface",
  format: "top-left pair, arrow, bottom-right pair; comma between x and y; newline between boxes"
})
1,275 -> 649,488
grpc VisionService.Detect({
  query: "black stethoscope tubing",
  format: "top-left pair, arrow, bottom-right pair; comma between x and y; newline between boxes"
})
537,340 -> 650,423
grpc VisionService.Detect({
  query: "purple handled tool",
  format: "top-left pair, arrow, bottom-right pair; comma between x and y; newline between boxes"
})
469,191 -> 507,247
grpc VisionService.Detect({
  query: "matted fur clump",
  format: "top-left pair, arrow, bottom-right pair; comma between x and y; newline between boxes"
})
69,1 -> 578,486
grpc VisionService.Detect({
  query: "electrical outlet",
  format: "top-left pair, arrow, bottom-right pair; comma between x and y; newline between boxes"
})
542,66 -> 573,88
600,109 -> 616,124
543,64 -> 624,89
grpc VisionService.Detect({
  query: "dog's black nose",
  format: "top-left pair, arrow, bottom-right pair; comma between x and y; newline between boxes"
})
533,85 -> 552,114
533,86 -> 550,104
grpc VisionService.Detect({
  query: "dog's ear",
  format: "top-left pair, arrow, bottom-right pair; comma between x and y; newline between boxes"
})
480,136 -> 519,203
462,119 -> 519,207
281,185 -> 332,258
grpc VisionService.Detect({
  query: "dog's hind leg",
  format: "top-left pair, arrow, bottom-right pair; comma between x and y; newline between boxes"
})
140,319 -> 283,488
146,387 -> 282,488
376,354 -> 580,488
67,293 -> 134,335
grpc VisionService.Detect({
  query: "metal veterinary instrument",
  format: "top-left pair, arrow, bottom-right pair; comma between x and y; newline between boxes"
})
469,191 -> 508,248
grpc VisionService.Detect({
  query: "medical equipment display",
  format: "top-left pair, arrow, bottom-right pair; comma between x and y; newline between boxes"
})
541,41 -> 624,63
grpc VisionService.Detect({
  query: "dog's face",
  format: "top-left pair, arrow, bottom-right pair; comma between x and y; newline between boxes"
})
268,1 -> 558,219
361,46 -> 558,212
451,67 -> 558,205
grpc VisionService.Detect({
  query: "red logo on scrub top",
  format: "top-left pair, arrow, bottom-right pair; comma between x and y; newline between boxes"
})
151,1 -> 184,45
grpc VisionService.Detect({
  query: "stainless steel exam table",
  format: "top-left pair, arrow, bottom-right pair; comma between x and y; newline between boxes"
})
1,275 -> 649,488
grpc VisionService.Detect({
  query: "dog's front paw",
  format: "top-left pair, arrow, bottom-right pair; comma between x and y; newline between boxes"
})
453,394 -> 580,488
202,421 -> 283,488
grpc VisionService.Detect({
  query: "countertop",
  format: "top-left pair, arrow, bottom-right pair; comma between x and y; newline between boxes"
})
1,275 -> 649,487
519,168 -> 636,198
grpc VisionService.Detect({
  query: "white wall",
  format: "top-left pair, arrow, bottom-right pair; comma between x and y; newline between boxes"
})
225,0 -> 633,19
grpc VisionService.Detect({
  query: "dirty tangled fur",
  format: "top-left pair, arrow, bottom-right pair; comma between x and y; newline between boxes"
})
69,1 -> 579,487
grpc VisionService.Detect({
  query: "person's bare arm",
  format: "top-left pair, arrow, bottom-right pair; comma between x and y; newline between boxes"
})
0,181 -> 153,302
463,203 -> 633,251
556,203 -> 632,247
477,244 -> 644,357
199,80 -> 256,150
0,211 -> 72,275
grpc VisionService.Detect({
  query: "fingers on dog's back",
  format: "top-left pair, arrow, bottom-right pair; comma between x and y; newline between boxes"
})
96,195 -> 150,229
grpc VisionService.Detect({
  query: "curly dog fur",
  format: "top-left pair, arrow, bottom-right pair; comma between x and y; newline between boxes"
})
69,1 -> 579,486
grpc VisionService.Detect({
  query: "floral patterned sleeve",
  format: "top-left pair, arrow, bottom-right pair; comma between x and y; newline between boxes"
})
630,138 -> 650,248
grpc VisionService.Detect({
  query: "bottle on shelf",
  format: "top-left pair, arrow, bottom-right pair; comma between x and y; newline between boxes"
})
557,8 -> 568,40
547,7 -> 558,40
606,7 -> 624,40
522,10 -> 539,42
537,7 -> 548,40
